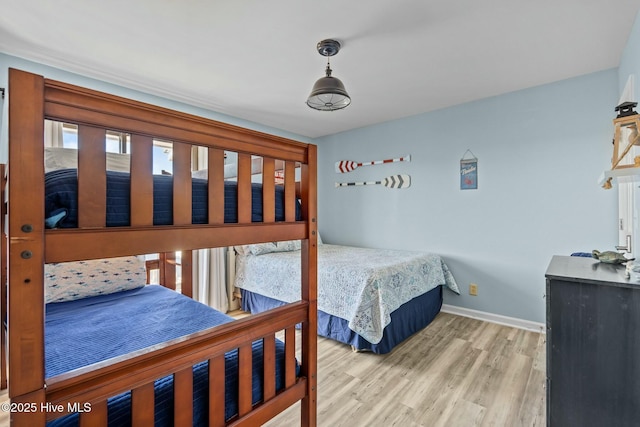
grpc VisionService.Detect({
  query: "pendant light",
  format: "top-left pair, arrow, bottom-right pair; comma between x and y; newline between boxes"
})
306,39 -> 351,111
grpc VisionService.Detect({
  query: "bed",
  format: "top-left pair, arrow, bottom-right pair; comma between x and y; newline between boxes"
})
45,282 -> 296,426
234,243 -> 460,354
2,68 -> 318,426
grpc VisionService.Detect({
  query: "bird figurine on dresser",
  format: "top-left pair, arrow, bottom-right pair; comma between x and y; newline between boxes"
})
592,249 -> 635,264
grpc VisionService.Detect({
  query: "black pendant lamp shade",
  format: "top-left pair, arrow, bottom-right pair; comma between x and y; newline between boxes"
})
306,39 -> 351,111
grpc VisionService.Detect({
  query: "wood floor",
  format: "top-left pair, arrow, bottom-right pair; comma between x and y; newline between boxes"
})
267,312 -> 546,427
0,313 -> 546,427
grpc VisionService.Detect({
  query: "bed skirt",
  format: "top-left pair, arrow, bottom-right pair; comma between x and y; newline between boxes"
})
241,285 -> 443,354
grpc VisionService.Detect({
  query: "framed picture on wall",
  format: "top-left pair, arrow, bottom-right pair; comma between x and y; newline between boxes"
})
460,150 -> 478,190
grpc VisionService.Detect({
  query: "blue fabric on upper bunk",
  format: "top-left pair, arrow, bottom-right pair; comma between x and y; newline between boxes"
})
46,285 -> 296,426
44,169 -> 301,228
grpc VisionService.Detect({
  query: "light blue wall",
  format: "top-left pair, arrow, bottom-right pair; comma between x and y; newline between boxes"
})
316,69 -> 619,323
0,53 -> 311,163
618,10 -> 640,100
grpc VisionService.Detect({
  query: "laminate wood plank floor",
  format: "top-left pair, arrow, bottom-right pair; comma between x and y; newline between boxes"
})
0,313 -> 545,427
266,312 -> 546,427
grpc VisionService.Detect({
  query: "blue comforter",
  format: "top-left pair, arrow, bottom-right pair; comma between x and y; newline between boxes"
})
46,285 -> 295,426
44,169 -> 300,228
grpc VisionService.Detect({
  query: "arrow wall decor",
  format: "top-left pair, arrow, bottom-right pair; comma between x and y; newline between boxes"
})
335,174 -> 411,189
335,154 -> 411,173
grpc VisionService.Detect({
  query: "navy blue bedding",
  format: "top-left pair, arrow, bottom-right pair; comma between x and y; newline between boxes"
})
241,286 -> 443,354
44,169 -> 300,228
46,285 -> 296,426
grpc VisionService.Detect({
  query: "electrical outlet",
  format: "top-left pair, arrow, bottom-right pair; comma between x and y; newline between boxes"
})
469,283 -> 478,296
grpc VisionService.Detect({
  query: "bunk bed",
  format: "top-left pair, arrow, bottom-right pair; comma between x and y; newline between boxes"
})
1,68 -> 318,426
233,243 -> 459,354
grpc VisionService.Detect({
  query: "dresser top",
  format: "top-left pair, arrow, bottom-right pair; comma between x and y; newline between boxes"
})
546,255 -> 640,289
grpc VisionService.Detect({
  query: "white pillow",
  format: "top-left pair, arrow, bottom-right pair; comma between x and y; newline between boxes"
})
44,147 -> 131,173
192,161 -> 266,180
192,168 -> 208,179
236,235 -> 322,255
105,152 -> 131,172
245,240 -> 301,256
45,256 -> 147,303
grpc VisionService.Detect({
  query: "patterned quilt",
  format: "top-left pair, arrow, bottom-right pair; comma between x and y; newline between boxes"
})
235,244 -> 460,344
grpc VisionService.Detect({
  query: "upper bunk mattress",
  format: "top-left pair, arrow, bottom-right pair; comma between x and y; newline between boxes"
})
44,169 -> 300,228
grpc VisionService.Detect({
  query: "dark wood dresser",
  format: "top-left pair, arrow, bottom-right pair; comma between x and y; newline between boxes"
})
545,255 -> 640,426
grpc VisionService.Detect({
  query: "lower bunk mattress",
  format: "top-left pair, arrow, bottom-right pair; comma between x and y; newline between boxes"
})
45,285 -> 297,426
241,286 -> 443,354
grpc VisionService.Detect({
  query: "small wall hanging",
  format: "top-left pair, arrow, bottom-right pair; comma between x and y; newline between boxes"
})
335,154 -> 411,173
335,174 -> 411,189
460,149 -> 478,190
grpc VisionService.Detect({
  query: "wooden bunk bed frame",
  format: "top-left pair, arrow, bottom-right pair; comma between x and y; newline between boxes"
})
1,68 -> 318,426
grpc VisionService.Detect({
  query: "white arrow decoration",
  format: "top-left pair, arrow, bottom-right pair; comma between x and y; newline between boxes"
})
335,174 -> 411,189
335,154 -> 411,173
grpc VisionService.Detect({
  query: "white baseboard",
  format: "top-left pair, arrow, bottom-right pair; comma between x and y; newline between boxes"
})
441,304 -> 546,334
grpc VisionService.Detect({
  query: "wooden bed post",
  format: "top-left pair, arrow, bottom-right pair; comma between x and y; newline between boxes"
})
300,144 -> 318,427
160,252 -> 176,290
7,69 -> 47,424
181,250 -> 193,298
1,164 -> 7,390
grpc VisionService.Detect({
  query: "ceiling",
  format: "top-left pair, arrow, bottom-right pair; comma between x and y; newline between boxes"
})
1,0 -> 639,139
